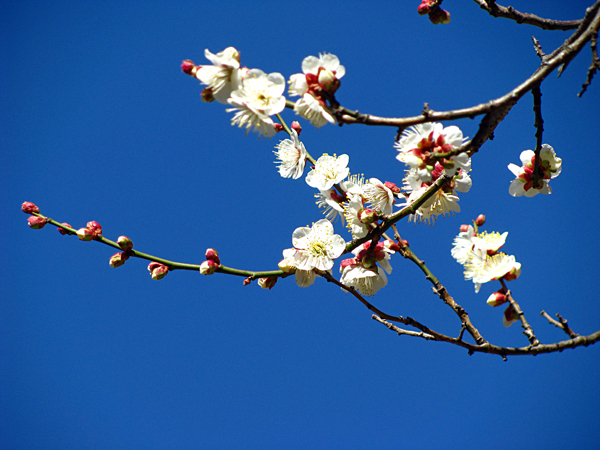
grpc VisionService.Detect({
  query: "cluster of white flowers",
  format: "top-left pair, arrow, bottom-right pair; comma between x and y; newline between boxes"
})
508,144 -> 562,197
395,122 -> 472,224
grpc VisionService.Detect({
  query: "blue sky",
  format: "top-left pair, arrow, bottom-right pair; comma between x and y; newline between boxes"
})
3,1 -> 600,449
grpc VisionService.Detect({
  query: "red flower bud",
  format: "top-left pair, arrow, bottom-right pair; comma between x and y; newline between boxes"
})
148,262 -> 169,280
22,202 -> 40,214
58,223 -> 73,235
258,277 -> 278,290
109,252 -> 130,268
199,260 -> 219,275
243,277 -> 252,286
205,248 -> 220,264
503,305 -> 519,327
459,224 -> 470,233
28,216 -> 48,229
487,292 -> 507,307
384,181 -> 401,193
77,227 -> 95,241
117,236 -> 134,251
181,59 -> 196,75
273,123 -> 284,133
291,121 -> 302,135
475,215 -> 486,226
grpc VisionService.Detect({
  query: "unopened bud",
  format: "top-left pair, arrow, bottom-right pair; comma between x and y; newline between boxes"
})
291,121 -> 302,135
199,260 -> 218,275
487,292 -> 508,307
359,209 -> 378,224
278,258 -> 296,274
383,239 -> 401,252
28,216 -> 48,229
401,239 -> 409,248
475,215 -> 486,226
22,202 -> 40,214
86,221 -> 103,238
384,181 -> 401,193
58,223 -> 73,235
503,305 -> 519,327
109,252 -> 129,268
243,277 -> 252,286
459,224 -> 470,233
205,248 -> 220,264
117,236 -> 134,251
148,262 -> 169,280
258,277 -> 278,290
181,59 -> 196,75
417,0 -> 433,15
77,227 -> 95,241
340,258 -> 355,270
273,123 -> 284,133
362,254 -> 376,269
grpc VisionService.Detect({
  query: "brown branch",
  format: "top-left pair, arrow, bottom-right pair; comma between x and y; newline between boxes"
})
541,311 -> 580,339
531,84 -> 544,189
579,31 -> 600,96
506,290 -> 540,347
473,0 -> 583,30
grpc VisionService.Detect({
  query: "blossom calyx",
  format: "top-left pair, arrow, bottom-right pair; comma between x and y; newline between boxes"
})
429,8 -> 451,24
487,292 -> 508,307
258,277 -> 278,290
28,216 -> 48,229
200,260 -> 219,275
503,264 -> 521,281
503,305 -> 519,327
148,262 -> 169,280
22,202 -> 40,214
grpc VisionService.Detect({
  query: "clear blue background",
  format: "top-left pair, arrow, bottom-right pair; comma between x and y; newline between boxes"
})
3,1 -> 600,449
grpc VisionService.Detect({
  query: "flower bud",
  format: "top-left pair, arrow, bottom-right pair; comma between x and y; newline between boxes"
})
383,239 -> 401,252
58,223 -> 73,235
273,123 -> 284,133
503,305 -> 519,327
28,216 -> 48,229
258,277 -> 278,290
181,59 -> 196,75
291,121 -> 302,135
278,258 -> 296,274
487,292 -> 507,307
148,262 -> 169,280
205,248 -> 220,264
117,236 -> 134,251
417,0 -> 433,15
318,69 -> 340,94
199,260 -> 218,275
86,221 -> 102,237
358,209 -> 378,224
22,202 -> 40,214
459,224 -> 470,233
340,258 -> 356,270
475,215 -> 486,226
362,254 -> 376,269
76,227 -> 95,241
243,277 -> 252,286
109,252 -> 129,268
401,239 -> 409,248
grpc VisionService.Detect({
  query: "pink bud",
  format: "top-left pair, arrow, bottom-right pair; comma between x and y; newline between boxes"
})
148,262 -> 169,280
273,123 -> 284,133
58,223 -> 73,235
117,236 -> 133,251
76,227 -> 95,241
291,121 -> 302,135
401,239 -> 409,248
359,209 -> 378,224
109,252 -> 129,268
258,277 -> 278,290
27,216 -> 48,229
86,221 -> 103,238
181,59 -> 196,75
199,260 -> 218,275
417,0 -> 433,15
22,202 -> 40,214
243,277 -> 252,286
205,248 -> 220,264
384,239 -> 401,252
278,259 -> 296,274
475,215 -> 486,226
384,181 -> 401,194
486,292 -> 507,307
459,224 -> 470,233
340,258 -> 356,269
503,305 -> 519,327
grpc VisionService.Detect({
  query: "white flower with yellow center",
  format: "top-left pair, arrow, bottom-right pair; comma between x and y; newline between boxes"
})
340,265 -> 388,297
464,250 -> 520,293
471,230 -> 508,254
364,178 -> 396,215
291,219 -> 346,271
305,154 -> 350,191
406,187 -> 460,225
227,69 -> 286,137
508,144 -> 562,197
451,225 -> 476,264
274,130 -> 307,179
292,94 -> 336,127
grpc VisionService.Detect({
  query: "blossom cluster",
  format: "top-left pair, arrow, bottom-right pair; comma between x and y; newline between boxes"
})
507,144 -> 562,197
185,48 -> 345,137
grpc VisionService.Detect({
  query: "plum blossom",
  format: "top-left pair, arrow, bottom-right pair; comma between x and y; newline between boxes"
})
464,249 -> 521,293
508,144 -> 562,197
363,178 -> 396,215
195,47 -> 245,104
338,240 -> 397,296
343,194 -> 370,238
290,219 -> 346,272
340,265 -> 388,296
227,69 -> 286,137
289,53 -> 345,127
305,154 -> 350,191
274,130 -> 307,179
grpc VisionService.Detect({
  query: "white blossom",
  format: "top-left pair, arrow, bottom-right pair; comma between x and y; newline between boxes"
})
305,154 -> 350,191
364,178 -> 395,215
195,47 -> 244,104
274,130 -> 307,179
291,219 -> 346,271
464,249 -> 521,293
508,144 -> 562,197
340,265 -> 388,296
